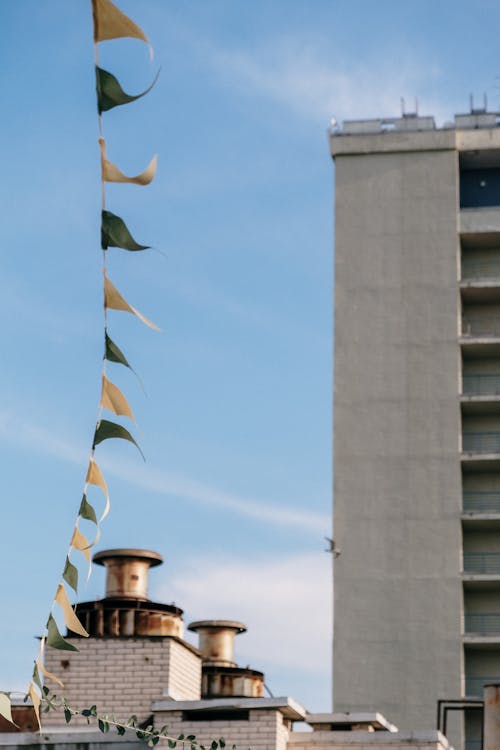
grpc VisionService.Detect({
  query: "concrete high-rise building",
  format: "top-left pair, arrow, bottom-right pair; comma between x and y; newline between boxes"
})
330,109 -> 500,749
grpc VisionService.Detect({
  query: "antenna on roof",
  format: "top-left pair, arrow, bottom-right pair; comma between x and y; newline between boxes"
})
401,97 -> 405,117
470,93 -> 488,114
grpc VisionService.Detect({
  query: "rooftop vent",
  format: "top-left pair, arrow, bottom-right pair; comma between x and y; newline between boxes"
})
188,620 -> 264,699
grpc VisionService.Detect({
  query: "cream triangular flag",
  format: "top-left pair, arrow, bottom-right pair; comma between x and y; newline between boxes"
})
92,0 -> 148,44
86,459 -> 108,497
101,375 -> 134,419
28,684 -> 40,729
70,527 -> 91,562
37,658 -> 64,688
99,138 -> 157,185
55,584 -> 89,638
104,275 -> 160,331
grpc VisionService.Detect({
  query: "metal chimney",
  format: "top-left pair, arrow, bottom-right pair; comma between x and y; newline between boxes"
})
74,549 -> 184,637
188,619 -> 264,699
93,548 -> 163,600
483,683 -> 500,750
188,620 -> 246,666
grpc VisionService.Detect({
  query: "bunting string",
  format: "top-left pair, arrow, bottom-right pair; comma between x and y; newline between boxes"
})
12,0 -> 160,728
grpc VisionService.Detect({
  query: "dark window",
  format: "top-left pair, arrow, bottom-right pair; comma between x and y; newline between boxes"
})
182,710 -> 249,722
460,168 -> 500,208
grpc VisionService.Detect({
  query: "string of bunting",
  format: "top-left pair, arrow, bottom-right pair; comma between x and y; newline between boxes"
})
1,0 -> 160,728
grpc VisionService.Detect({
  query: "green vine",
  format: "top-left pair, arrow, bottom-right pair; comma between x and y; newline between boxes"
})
40,688 -> 235,750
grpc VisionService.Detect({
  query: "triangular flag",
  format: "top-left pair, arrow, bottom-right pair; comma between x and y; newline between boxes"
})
101,375 -> 134,419
79,494 -> 97,524
104,275 -> 160,331
86,459 -> 109,497
0,694 -> 14,726
62,557 -> 78,593
99,138 -> 157,185
55,584 -> 89,638
105,332 -> 131,368
46,614 -> 79,652
94,418 -> 145,460
37,658 -> 64,688
27,684 -> 40,729
96,66 -> 158,114
92,0 -> 148,44
101,210 -> 149,251
70,527 -> 91,562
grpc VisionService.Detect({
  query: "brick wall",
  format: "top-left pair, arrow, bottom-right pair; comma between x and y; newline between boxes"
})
43,637 -> 201,726
155,709 -> 291,750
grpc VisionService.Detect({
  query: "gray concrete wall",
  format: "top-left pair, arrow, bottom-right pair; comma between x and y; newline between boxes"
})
332,145 -> 463,735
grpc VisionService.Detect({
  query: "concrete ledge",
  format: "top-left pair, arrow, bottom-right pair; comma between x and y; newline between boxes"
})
288,729 -> 451,748
460,208 -> 500,235
153,696 -> 306,721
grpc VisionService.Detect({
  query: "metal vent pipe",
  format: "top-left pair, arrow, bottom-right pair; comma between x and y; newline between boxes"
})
484,683 -> 500,750
93,548 -> 163,600
188,620 -> 246,666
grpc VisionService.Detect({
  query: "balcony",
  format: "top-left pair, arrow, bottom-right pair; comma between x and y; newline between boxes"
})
462,258 -> 500,280
465,613 -> 500,635
462,317 -> 500,337
464,552 -> 500,575
463,491 -> 500,513
463,373 -> 500,395
465,675 -> 500,696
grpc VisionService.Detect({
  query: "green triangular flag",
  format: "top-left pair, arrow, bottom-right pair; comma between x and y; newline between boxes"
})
46,614 -> 79,652
79,494 -> 97,524
101,210 -> 149,251
62,557 -> 78,593
31,664 -> 43,693
96,66 -> 159,114
93,419 -> 145,460
105,333 -> 131,369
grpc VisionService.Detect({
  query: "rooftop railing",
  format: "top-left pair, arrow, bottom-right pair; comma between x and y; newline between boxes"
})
463,432 -> 500,453
462,317 -> 500,337
462,257 -> 500,279
463,491 -> 500,513
464,612 -> 500,634
463,373 -> 500,395
464,552 -> 500,575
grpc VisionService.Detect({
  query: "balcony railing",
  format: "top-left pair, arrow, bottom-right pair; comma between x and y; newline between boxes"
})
465,612 -> 500,634
463,432 -> 500,453
464,552 -> 500,575
462,317 -> 500,337
466,676 -> 500,696
463,373 -> 500,395
463,491 -> 500,513
462,257 -> 500,279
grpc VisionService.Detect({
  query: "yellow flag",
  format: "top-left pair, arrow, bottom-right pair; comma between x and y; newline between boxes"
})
101,375 -> 134,419
92,0 -> 148,44
37,658 -> 64,688
70,527 -> 91,562
99,138 -> 157,185
55,584 -> 89,638
86,459 -> 108,496
0,694 -> 13,725
104,275 -> 160,331
28,683 -> 40,729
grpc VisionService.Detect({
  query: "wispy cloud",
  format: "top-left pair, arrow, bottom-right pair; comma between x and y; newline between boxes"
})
156,552 -> 332,676
0,410 -> 329,534
199,35 -> 450,125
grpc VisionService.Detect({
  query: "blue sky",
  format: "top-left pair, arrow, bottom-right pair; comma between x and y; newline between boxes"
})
1,0 -> 500,714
